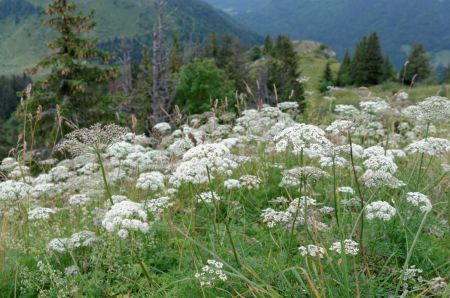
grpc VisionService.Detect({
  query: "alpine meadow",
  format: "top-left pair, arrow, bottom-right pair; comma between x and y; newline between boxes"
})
0,0 -> 449,297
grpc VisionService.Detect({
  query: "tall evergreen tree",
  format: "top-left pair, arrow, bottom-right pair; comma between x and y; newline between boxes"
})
24,0 -> 117,137
381,56 -> 396,82
169,32 -> 183,74
400,43 -> 433,85
319,62 -> 334,93
365,33 -> 384,85
263,35 -> 274,55
268,35 -> 305,108
204,32 -> 220,60
336,50 -> 352,86
350,36 -> 369,85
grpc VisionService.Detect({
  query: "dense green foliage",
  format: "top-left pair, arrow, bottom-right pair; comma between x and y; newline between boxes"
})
400,44 -> 435,86
267,36 -> 305,107
20,0 -> 118,146
175,58 -> 234,114
0,74 -> 31,120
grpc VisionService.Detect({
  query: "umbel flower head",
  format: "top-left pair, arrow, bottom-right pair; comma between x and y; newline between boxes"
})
273,123 -> 332,156
405,138 -> 450,156
102,201 -> 149,239
57,123 -> 129,156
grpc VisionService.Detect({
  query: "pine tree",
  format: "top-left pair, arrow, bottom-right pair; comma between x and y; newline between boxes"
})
365,33 -> 384,85
135,47 -> 153,108
169,32 -> 183,74
336,50 -> 352,86
263,35 -> 274,55
381,56 -> 396,82
350,36 -> 370,86
400,43 -> 434,85
25,0 -> 117,132
204,32 -> 220,60
319,62 -> 334,93
268,35 -> 304,108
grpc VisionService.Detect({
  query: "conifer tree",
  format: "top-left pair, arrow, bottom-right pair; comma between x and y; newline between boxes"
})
336,50 -> 352,86
400,43 -> 433,85
319,62 -> 334,93
381,56 -> 396,82
365,33 -> 384,85
268,35 -> 305,108
25,0 -> 117,133
263,35 -> 274,55
205,32 -> 220,60
169,32 -> 183,74
350,36 -> 369,85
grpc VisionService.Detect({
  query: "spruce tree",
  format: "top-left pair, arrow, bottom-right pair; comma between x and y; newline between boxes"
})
205,32 -> 220,60
400,43 -> 433,85
24,0 -> 116,137
263,35 -> 274,55
169,32 -> 183,74
351,36 -> 369,86
268,35 -> 304,108
365,33 -> 384,85
319,62 -> 334,93
381,56 -> 396,82
336,50 -> 352,86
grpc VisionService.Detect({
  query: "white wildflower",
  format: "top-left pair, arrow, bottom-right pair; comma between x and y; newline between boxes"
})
329,239 -> 359,256
405,138 -> 450,156
28,207 -> 56,221
298,245 -> 325,258
102,201 -> 149,238
224,179 -> 242,190
136,172 -> 165,192
365,201 -> 396,221
406,192 -> 432,213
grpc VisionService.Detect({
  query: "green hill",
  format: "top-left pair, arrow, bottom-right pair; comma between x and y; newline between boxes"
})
0,0 -> 261,74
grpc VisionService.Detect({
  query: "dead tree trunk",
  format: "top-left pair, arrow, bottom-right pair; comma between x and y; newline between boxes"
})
151,0 -> 171,124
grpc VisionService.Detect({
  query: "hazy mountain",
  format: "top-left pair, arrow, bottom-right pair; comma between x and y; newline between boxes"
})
209,0 -> 450,68
0,0 -> 261,74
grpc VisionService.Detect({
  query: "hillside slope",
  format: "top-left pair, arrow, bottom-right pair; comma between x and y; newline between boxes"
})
0,0 -> 261,74
231,0 -> 450,68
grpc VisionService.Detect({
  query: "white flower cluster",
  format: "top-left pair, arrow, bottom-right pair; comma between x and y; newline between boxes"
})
31,183 -> 57,199
48,230 -> 97,253
406,192 -> 432,213
239,175 -> 261,190
279,167 -> 328,187
49,166 -> 72,182
404,96 -> 450,123
0,180 -> 32,202
102,201 -> 149,238
278,101 -> 299,110
197,191 -> 221,204
298,244 -> 326,258
329,239 -> 359,256
136,172 -> 165,192
170,143 -> 237,187
260,208 -> 292,228
195,259 -> 227,287
361,156 -> 404,188
334,104 -> 359,116
153,122 -> 172,135
28,207 -> 57,221
273,123 -> 331,155
360,100 -> 390,114
365,201 -> 397,221
224,179 -> 241,190
326,120 -> 354,136
405,138 -> 450,156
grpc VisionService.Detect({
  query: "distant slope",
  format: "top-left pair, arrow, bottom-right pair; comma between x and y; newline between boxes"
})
231,0 -> 450,68
0,0 -> 261,74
